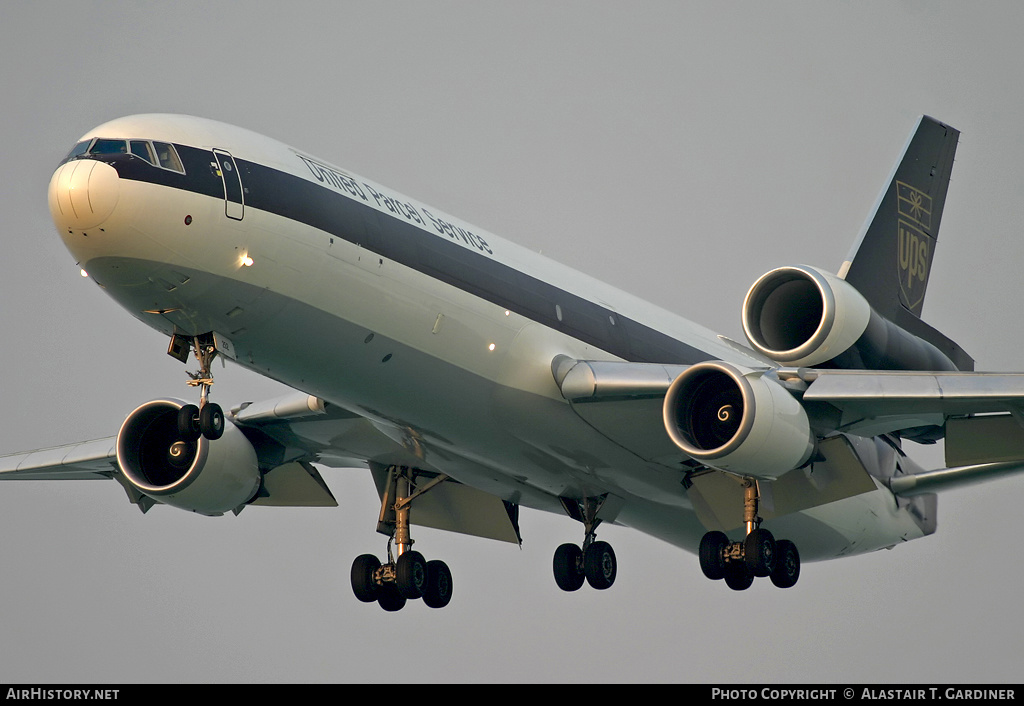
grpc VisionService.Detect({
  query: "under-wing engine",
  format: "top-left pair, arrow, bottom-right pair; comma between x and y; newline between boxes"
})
662,361 -> 813,479
742,265 -> 958,371
116,399 -> 260,515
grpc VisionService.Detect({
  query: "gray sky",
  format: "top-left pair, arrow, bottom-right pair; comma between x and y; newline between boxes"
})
1,0 -> 1022,683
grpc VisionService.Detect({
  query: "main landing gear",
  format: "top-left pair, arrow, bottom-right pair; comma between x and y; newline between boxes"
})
552,495 -> 618,592
350,466 -> 454,611
698,479 -> 800,591
169,332 -> 225,441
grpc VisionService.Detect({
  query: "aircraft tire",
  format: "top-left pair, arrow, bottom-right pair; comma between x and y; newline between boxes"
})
584,540 -> 617,590
177,404 -> 201,441
350,554 -> 381,603
377,584 -> 407,612
724,563 -> 754,591
770,540 -> 800,589
744,528 -> 776,578
423,560 -> 453,609
200,402 -> 225,440
553,543 -> 586,592
396,550 -> 428,599
699,531 -> 729,580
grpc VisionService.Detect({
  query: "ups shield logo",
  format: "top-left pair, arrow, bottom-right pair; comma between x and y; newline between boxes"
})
896,182 -> 935,315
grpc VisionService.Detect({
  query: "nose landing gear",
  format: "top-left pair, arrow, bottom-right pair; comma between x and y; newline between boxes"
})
168,332 -> 225,441
698,479 -> 801,590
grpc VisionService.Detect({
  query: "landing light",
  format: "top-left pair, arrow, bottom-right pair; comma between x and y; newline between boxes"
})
80,269 -> 88,278
488,343 -> 496,351
241,255 -> 254,267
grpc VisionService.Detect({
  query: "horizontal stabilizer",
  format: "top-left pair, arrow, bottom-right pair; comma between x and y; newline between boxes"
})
889,460 -> 1024,497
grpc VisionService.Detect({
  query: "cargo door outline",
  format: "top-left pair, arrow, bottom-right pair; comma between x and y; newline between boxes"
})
213,149 -> 244,220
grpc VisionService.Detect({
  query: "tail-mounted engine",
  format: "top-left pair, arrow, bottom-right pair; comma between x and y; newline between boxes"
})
116,399 -> 260,515
662,361 -> 813,479
742,265 -> 958,371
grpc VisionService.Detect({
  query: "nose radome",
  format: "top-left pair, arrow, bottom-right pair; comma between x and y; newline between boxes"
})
48,159 -> 120,231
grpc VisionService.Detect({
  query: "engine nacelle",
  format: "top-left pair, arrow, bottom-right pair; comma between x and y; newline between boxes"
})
742,265 -> 957,371
116,399 -> 260,515
663,361 -> 813,479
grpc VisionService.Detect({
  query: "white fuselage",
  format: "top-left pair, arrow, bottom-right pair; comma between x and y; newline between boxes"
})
47,114 -> 931,561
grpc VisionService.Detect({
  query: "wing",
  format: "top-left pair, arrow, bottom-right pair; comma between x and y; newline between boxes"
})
0,391 -> 520,543
792,367 -> 1024,488
0,438 -> 119,481
787,368 -> 1024,432
554,357 -> 1024,529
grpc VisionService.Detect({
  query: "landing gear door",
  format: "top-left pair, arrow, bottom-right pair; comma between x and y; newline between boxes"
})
213,149 -> 244,220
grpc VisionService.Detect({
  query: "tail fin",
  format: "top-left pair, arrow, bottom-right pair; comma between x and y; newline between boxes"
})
840,115 -> 972,370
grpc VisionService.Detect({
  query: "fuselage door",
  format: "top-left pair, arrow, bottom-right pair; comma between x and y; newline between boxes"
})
213,149 -> 244,220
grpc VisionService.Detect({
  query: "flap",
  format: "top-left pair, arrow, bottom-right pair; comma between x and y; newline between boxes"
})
371,465 -> 521,545
687,435 -> 878,532
250,461 -> 338,507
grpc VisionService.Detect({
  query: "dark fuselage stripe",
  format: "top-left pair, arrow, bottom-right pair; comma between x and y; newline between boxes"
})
96,148 -> 709,365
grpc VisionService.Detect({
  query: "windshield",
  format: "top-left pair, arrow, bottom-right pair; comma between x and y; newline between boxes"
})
61,137 -> 185,174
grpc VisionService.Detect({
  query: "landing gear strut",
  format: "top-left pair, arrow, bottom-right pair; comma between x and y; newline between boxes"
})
168,332 -> 224,441
698,479 -> 801,590
553,495 -> 617,592
350,466 -> 454,611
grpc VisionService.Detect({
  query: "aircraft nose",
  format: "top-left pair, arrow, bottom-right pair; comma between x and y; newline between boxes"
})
48,159 -> 120,231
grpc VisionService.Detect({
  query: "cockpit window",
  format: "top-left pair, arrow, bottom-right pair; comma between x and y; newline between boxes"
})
91,139 -> 129,155
130,140 -> 156,163
153,141 -> 184,173
65,137 -> 186,175
63,140 -> 90,162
